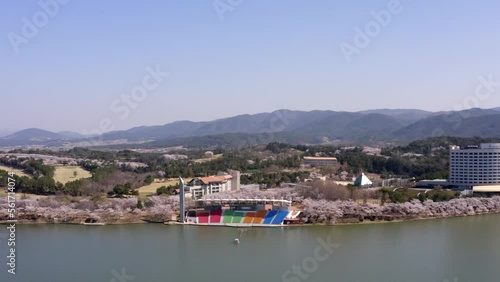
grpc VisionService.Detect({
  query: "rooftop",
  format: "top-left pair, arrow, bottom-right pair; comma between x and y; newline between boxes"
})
451,143 -> 500,150
197,175 -> 232,184
473,185 -> 500,193
303,156 -> 337,160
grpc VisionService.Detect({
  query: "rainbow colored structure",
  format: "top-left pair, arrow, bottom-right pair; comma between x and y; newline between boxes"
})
183,199 -> 301,227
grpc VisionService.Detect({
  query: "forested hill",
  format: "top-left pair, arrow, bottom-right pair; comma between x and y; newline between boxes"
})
3,108 -> 500,147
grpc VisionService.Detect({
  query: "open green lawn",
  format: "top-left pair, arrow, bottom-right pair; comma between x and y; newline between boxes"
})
137,178 -> 191,195
193,154 -> 223,163
0,189 -> 48,199
0,165 -> 30,177
53,166 -> 92,184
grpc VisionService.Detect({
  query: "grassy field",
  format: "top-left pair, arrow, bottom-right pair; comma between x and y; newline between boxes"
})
0,189 -> 48,199
0,165 -> 30,177
53,166 -> 92,184
137,178 -> 191,195
193,154 -> 223,163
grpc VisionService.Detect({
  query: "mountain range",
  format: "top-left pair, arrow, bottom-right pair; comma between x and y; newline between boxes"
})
0,128 -> 85,146
2,107 -> 500,148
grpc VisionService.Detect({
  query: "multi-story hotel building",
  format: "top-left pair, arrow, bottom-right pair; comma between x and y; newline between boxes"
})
185,170 -> 240,199
449,143 -> 500,189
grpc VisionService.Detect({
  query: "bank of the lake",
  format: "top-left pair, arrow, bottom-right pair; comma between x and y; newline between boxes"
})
1,213 -> 500,282
2,195 -> 500,226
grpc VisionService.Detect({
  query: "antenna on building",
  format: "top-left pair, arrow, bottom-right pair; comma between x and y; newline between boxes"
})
179,176 -> 185,223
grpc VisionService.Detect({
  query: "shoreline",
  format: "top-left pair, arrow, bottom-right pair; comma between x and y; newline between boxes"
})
329,211 -> 500,226
2,210 -> 500,226
2,195 -> 500,227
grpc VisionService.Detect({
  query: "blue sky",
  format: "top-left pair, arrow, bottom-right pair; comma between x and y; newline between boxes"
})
1,0 -> 500,133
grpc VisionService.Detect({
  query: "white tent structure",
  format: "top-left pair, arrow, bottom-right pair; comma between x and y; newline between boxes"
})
354,173 -> 372,186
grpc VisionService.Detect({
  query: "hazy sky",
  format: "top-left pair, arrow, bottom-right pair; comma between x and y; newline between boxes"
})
1,0 -> 500,133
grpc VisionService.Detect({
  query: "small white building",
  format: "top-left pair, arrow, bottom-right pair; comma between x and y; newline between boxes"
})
354,173 -> 372,187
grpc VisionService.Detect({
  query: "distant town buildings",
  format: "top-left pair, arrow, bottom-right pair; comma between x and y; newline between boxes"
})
415,179 -> 448,188
163,154 -> 188,161
302,156 -> 338,166
185,169 -> 240,199
305,172 -> 326,182
449,143 -> 500,192
340,171 -> 349,180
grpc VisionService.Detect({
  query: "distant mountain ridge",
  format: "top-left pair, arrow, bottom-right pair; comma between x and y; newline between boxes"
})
2,108 -> 500,147
100,110 -> 408,142
0,129 -> 17,138
0,128 -> 84,146
357,108 -> 435,126
392,108 -> 500,141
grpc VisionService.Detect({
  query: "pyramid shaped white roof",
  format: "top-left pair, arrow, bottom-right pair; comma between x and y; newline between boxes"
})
354,173 -> 372,186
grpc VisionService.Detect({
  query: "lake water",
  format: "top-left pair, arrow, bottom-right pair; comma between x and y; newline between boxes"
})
1,214 -> 500,282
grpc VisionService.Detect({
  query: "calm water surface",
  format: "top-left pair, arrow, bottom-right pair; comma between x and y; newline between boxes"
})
1,214 -> 500,282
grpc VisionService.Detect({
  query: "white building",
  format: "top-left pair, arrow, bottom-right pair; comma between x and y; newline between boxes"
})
185,170 -> 240,199
449,143 -> 500,190
354,173 -> 372,186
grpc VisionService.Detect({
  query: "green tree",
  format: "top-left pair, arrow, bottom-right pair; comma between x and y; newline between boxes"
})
157,185 -> 175,195
144,175 -> 154,185
347,184 -> 356,200
110,182 -> 134,197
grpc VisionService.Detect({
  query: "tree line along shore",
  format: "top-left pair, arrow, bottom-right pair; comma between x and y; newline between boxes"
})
1,188 -> 500,225
1,136 -> 500,225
